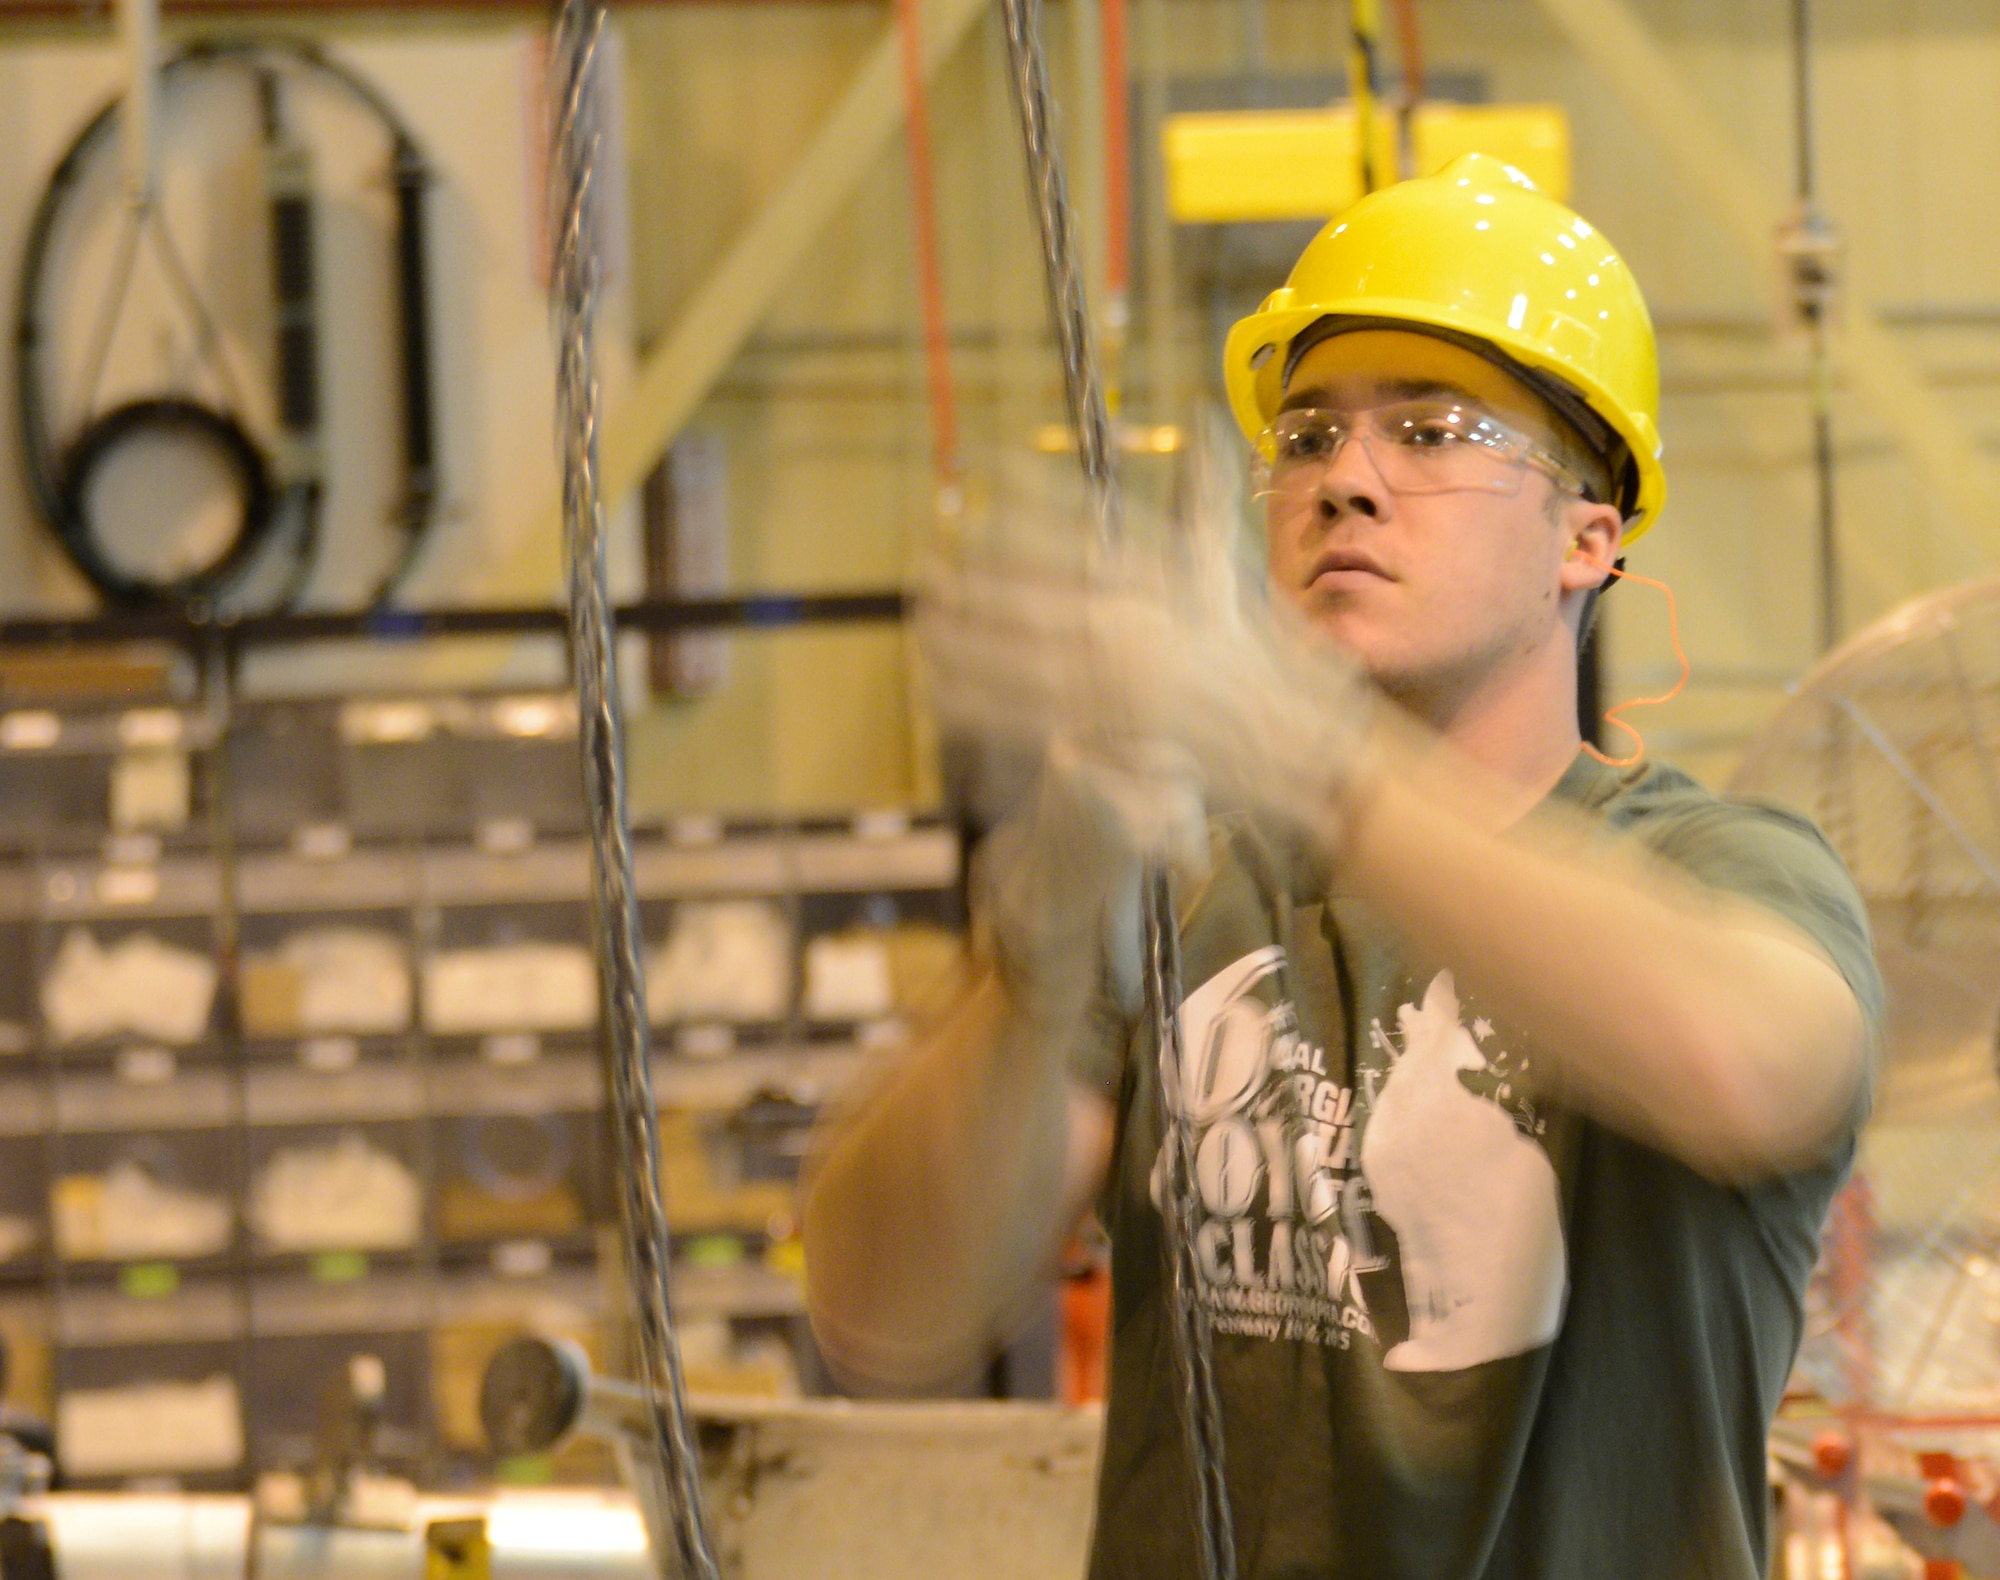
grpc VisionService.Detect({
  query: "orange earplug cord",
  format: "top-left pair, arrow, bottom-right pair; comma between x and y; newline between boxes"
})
1572,546 -> 1689,770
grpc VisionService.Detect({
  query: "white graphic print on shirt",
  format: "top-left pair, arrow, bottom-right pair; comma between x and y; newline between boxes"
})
1360,969 -> 1566,1370
1154,950 -> 1567,1368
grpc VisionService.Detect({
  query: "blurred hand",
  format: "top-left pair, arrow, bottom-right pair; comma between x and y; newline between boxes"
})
975,735 -> 1207,1030
922,539 -> 1380,857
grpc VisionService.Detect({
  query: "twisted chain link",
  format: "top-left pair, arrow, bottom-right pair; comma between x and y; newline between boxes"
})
551,7 -> 720,1577
1149,868 -> 1240,1580
997,0 -> 1120,548
995,2 -> 1234,1573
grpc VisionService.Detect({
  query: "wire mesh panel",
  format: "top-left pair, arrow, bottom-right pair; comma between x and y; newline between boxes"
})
1733,576 -> 2000,1444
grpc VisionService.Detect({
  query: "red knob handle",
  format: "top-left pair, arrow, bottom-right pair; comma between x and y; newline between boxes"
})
1811,1430 -> 1851,1478
1925,1478 -> 1967,1529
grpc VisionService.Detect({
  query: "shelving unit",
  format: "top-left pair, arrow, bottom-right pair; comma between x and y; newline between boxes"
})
0,690 -> 963,1488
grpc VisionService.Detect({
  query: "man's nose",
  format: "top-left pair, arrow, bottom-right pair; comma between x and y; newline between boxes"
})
1311,433 -> 1390,522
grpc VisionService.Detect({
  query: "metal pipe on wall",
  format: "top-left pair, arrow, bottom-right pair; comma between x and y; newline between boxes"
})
1528,0 -> 2000,586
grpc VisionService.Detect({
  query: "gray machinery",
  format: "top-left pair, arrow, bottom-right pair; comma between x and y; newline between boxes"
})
0,1337 -> 1102,1579
1735,576 -> 2000,1579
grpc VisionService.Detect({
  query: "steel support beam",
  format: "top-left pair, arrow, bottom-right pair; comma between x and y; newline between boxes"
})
491,0 -> 989,602
1532,0 -> 2000,583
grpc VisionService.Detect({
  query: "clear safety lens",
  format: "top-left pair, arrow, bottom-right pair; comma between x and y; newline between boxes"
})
1255,399 -> 1585,503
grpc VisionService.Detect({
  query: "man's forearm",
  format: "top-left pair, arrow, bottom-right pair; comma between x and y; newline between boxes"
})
1336,741 -> 1866,1182
801,967 -> 1105,1392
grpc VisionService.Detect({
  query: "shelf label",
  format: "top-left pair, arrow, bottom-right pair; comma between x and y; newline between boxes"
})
102,833 -> 161,867
117,1046 -> 176,1084
683,1233 -> 745,1270
95,866 -> 160,907
491,696 -> 570,739
481,1033 -> 541,1067
491,1239 -> 552,1278
117,708 -> 183,749
311,1251 -> 369,1283
120,1262 -> 179,1298
341,700 -> 434,744
475,818 -> 535,855
0,711 -> 59,751
676,1023 -> 735,1059
852,809 -> 911,841
669,814 -> 724,847
292,823 -> 353,862
299,1036 -> 361,1073
495,1453 -> 555,1487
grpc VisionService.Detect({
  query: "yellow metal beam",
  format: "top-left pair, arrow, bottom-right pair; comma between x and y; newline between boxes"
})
491,0 -> 990,602
1165,102 -> 1571,224
1531,0 -> 1999,581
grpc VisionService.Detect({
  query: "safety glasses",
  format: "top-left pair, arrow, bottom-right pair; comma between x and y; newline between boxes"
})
1254,398 -> 1591,506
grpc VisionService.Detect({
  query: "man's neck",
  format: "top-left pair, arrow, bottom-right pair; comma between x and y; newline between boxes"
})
1396,641 -> 1586,821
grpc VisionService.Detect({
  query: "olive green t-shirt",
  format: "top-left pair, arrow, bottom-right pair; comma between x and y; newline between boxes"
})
1070,753 -> 1882,1580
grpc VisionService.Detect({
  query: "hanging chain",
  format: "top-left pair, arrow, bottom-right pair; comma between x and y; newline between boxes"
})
995,1 -> 1235,1573
997,0 -> 1120,547
551,6 -> 720,1577
1148,868 -> 1239,1580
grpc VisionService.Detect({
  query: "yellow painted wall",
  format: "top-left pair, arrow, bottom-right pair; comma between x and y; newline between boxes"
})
616,0 -> 2000,804
3,2 -> 1996,809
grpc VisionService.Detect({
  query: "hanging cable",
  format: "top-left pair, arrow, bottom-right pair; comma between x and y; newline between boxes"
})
1389,0 -> 1424,180
996,1 -> 1234,1575
1102,0 -> 1131,414
891,0 -> 961,503
1779,0 -> 1842,652
549,6 -> 718,1579
13,39 -> 440,612
1345,0 -> 1385,196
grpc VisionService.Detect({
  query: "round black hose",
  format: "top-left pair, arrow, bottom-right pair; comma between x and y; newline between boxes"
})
13,37 -> 439,612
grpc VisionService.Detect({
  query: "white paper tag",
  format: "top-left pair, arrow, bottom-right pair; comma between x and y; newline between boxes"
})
96,866 -> 160,907
677,1023 -> 736,1059
476,818 -> 535,855
0,711 -> 59,751
492,1239 -> 553,1278
481,1032 -> 542,1067
300,1036 -> 361,1073
117,1046 -> 176,1084
292,823 -> 353,862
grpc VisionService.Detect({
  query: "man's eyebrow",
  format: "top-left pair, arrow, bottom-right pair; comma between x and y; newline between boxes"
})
1277,376 -> 1478,413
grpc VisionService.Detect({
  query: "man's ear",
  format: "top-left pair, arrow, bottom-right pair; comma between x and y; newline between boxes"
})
1558,499 -> 1626,594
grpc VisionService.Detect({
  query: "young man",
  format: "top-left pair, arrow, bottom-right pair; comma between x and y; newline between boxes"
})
803,154 -> 1879,1579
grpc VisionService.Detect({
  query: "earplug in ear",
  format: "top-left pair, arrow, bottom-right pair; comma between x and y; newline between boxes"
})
1570,548 -> 1689,770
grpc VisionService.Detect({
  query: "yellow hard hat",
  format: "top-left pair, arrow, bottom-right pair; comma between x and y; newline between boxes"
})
1223,152 -> 1666,542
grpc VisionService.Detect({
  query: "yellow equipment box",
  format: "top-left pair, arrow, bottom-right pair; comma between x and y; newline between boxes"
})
1165,101 -> 1570,223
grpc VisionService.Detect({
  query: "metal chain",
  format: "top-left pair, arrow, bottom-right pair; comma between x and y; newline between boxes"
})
551,7 -> 720,1577
995,1 -> 1234,1573
997,0 -> 1120,549
1150,867 -> 1239,1580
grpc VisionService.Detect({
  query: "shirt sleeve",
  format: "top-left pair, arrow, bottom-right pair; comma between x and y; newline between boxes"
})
1064,975 -> 1134,1104
1626,792 -> 1885,1136
1638,797 -> 1881,1021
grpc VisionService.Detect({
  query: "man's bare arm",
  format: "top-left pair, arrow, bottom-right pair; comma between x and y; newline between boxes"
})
1337,739 -> 1868,1183
801,962 -> 1116,1394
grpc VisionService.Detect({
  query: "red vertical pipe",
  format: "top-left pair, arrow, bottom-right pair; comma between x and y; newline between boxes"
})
892,0 -> 959,485
1391,0 -> 1424,105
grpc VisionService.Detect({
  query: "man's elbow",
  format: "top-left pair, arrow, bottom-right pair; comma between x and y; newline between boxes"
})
1687,996 -> 1868,1183
798,1173 -> 991,1397
804,1291 -> 992,1398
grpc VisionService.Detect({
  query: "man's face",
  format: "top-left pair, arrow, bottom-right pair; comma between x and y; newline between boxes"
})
1263,329 -> 1609,713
